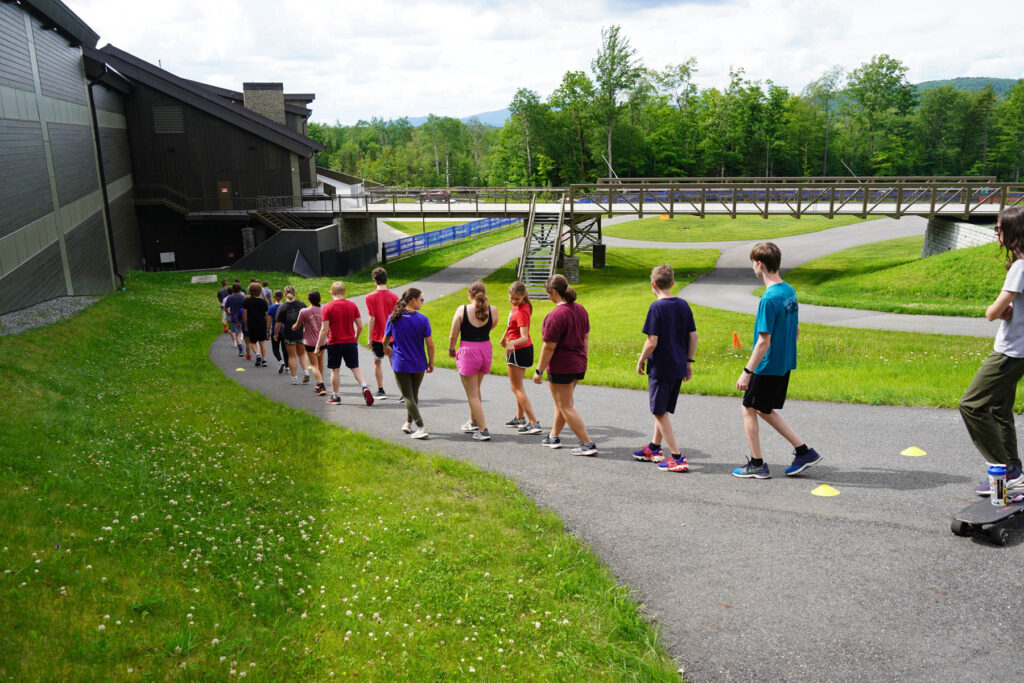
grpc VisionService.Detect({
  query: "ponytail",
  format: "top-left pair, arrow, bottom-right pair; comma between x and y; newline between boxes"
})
545,274 -> 576,303
509,281 -> 532,313
468,281 -> 489,321
283,285 -> 296,302
391,288 -> 422,323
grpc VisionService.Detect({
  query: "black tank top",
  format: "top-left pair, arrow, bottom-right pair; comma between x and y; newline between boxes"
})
460,304 -> 492,342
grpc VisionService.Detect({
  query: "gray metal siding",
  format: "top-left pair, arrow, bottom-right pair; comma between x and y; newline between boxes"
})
0,120 -> 53,239
49,122 -> 98,206
65,211 -> 110,294
91,82 -> 124,114
0,3 -> 35,92
98,126 -> 131,181
109,191 -> 142,270
0,241 -> 67,314
32,18 -> 88,106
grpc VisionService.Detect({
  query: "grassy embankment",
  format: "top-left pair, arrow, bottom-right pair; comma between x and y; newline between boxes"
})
0,268 -> 679,681
602,214 -> 874,242
422,248 -> 999,409
383,220 -> 469,237
777,236 -> 1003,317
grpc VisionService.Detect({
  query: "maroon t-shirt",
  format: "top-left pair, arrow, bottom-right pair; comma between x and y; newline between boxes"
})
542,302 -> 589,374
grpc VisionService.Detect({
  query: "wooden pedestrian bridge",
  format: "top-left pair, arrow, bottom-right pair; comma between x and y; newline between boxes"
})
332,176 -> 1020,222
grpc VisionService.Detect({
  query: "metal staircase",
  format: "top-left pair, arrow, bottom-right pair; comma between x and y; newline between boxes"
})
516,195 -> 568,297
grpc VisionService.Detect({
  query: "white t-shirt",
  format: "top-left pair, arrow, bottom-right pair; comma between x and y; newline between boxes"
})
994,259 -> 1024,357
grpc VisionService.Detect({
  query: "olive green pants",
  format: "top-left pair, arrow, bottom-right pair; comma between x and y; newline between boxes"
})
394,371 -> 425,427
959,351 -> 1024,469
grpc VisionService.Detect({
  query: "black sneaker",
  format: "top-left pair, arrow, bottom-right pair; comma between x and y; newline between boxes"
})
505,416 -> 526,428
376,388 -> 387,399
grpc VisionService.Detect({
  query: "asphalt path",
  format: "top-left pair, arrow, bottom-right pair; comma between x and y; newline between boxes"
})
214,225 -> 1024,681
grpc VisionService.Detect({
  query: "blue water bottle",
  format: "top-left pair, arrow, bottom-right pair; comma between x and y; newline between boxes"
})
989,464 -> 1007,506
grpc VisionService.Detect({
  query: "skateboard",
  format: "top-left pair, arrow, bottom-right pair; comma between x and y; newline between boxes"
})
951,493 -> 1024,545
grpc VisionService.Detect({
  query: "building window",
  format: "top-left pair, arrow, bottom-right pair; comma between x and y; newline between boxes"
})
153,105 -> 184,134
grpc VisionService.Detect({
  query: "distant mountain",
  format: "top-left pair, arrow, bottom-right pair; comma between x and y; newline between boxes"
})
406,108 -> 510,128
915,77 -> 1018,95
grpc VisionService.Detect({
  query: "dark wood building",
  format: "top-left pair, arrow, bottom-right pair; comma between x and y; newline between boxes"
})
0,0 -> 338,315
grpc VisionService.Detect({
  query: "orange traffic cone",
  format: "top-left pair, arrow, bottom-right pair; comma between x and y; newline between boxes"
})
732,332 -> 742,350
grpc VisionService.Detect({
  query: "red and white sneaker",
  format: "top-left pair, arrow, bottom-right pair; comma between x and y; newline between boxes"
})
658,456 -> 689,473
632,444 -> 663,462
362,387 -> 375,406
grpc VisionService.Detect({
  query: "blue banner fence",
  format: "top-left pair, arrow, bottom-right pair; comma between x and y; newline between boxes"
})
382,217 -> 522,262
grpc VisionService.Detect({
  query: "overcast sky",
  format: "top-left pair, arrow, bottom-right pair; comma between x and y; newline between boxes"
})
70,0 -> 1022,126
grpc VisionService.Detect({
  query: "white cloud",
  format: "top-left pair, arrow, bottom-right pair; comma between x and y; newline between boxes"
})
69,0 -> 1023,125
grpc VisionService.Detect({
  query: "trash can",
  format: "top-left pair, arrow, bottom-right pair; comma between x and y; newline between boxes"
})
592,243 -> 606,269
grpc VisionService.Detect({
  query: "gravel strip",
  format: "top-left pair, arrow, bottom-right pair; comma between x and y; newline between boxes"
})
0,296 -> 99,337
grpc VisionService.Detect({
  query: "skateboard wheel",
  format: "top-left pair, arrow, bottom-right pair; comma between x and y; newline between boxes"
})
951,520 -> 971,537
989,527 -> 1010,546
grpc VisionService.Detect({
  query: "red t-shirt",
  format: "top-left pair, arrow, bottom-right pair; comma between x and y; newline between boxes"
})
321,298 -> 361,344
365,289 -> 399,343
505,303 -> 532,346
542,302 -> 589,374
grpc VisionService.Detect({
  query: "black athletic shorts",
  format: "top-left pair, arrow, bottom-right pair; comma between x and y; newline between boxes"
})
326,342 -> 359,370
371,340 -> 386,360
506,344 -> 534,368
649,375 -> 682,415
548,370 -> 585,385
742,371 -> 790,414
246,326 -> 267,343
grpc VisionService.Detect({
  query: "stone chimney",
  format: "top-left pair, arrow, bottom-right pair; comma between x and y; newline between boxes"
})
242,82 -> 285,125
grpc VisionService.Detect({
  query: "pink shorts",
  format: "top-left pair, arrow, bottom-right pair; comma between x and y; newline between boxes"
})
456,341 -> 492,376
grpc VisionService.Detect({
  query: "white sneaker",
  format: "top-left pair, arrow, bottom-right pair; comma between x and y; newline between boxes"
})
291,376 -> 301,385
411,427 -> 429,440
401,422 -> 413,434
460,420 -> 479,433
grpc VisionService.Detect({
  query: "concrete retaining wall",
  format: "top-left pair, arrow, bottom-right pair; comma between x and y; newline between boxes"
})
922,217 -> 997,258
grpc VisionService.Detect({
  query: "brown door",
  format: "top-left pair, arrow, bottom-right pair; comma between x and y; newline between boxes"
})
217,181 -> 232,211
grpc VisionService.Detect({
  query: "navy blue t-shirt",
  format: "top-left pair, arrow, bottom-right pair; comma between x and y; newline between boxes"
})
642,297 -> 696,379
223,293 -> 246,321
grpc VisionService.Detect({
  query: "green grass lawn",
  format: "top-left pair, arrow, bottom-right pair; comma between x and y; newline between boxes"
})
778,237 -> 1005,317
384,220 -> 469,237
0,271 -> 679,681
603,214 -> 874,242
421,249 -> 1002,409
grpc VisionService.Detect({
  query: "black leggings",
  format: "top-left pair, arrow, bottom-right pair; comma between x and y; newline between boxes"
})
270,336 -> 283,363
394,371 -> 425,426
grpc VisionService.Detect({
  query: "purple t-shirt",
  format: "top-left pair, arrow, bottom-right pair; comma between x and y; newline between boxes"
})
542,302 -> 589,374
642,297 -> 696,379
384,312 -> 432,373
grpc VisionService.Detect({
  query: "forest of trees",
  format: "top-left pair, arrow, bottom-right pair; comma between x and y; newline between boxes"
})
309,25 -> 1024,187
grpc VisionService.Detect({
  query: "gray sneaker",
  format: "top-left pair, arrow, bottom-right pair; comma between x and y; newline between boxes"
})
541,435 -> 561,449
461,420 -> 479,433
518,422 -> 543,435
570,442 -> 598,457
472,429 -> 491,441
505,416 -> 526,428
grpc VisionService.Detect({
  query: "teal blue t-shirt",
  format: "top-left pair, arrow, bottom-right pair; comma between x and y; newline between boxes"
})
753,282 -> 798,375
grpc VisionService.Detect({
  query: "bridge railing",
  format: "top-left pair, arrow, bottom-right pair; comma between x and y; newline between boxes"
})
381,216 -> 523,262
595,176 -> 998,185
564,181 -> 1024,219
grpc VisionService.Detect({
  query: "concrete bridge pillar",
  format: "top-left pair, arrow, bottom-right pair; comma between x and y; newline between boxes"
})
922,217 -> 996,258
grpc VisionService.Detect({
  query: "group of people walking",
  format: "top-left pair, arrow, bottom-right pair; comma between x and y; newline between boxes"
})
214,207 -> 1024,496
214,242 -> 821,472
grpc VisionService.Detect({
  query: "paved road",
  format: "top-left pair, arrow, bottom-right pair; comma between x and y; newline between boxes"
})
215,232 -> 1023,682
608,216 -> 996,337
